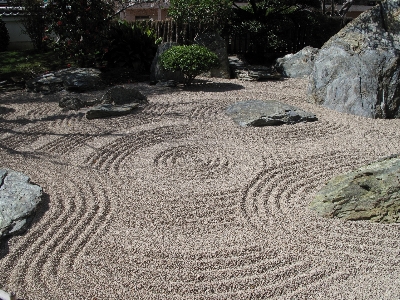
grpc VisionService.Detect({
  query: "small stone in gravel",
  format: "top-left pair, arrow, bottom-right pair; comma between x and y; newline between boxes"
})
225,100 -> 317,127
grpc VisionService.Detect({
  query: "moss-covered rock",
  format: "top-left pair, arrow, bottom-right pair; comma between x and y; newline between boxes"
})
310,154 -> 400,223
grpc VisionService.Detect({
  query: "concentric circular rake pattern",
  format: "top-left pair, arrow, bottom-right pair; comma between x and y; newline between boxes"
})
83,125 -> 195,173
154,144 -> 231,180
240,151 -> 366,234
37,132 -> 106,156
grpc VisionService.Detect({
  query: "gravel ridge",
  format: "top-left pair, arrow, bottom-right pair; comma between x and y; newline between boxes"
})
0,77 -> 399,299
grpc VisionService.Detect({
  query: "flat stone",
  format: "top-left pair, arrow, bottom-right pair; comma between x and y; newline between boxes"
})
0,169 -> 42,239
310,154 -> 400,223
86,103 -> 139,120
26,68 -> 105,94
225,100 -> 317,127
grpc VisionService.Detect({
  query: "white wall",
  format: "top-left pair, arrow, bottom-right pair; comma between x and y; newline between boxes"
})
2,15 -> 33,50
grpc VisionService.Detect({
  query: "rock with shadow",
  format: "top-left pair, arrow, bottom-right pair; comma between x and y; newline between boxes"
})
0,169 -> 42,240
229,56 -> 282,81
310,154 -> 400,223
26,68 -> 105,94
225,100 -> 317,127
85,86 -> 148,119
58,85 -> 148,119
308,0 -> 400,118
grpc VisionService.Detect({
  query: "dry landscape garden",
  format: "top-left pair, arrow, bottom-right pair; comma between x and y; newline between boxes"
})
0,0 -> 400,299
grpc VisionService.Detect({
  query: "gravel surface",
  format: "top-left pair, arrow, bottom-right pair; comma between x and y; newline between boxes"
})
0,77 -> 399,299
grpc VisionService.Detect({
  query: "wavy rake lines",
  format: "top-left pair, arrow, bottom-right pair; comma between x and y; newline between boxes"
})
51,112 -> 85,128
188,105 -> 223,122
3,171 -> 111,298
154,145 -> 230,179
38,133 -> 95,155
84,125 -> 193,173
25,105 -> 60,120
141,102 -> 171,118
0,122 -> 48,150
276,121 -> 352,144
240,152 -> 365,233
123,252 -> 344,299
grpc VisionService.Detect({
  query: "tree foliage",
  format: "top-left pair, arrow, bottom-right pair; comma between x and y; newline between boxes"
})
103,20 -> 158,71
168,0 -> 233,32
45,0 -> 115,66
8,0 -> 48,51
232,0 -> 321,24
160,44 -> 219,85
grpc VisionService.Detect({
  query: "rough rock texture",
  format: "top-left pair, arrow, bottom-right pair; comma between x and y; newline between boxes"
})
0,289 -> 11,300
26,68 -> 105,94
194,32 -> 230,79
275,46 -> 319,78
0,169 -> 42,239
86,103 -> 139,120
150,42 -> 185,83
229,56 -> 282,81
225,100 -> 317,126
100,86 -> 148,105
308,0 -> 400,119
310,154 -> 400,223
59,96 -> 99,110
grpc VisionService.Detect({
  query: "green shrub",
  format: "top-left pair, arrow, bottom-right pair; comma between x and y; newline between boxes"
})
160,44 -> 219,86
102,20 -> 158,72
0,17 -> 10,52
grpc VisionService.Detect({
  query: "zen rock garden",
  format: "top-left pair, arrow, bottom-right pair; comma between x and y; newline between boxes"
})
1,0 -> 400,249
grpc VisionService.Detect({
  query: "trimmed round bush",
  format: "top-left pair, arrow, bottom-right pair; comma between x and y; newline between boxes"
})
160,44 -> 219,86
0,17 -> 10,52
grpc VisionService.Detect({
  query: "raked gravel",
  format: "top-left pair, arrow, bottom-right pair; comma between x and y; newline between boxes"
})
0,77 -> 400,299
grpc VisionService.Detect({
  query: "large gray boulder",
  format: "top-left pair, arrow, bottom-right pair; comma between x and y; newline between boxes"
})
275,46 -> 319,78
27,68 -> 105,94
150,42 -> 185,83
194,32 -> 230,79
0,169 -> 42,239
225,100 -> 317,127
310,154 -> 400,223
308,0 -> 400,119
